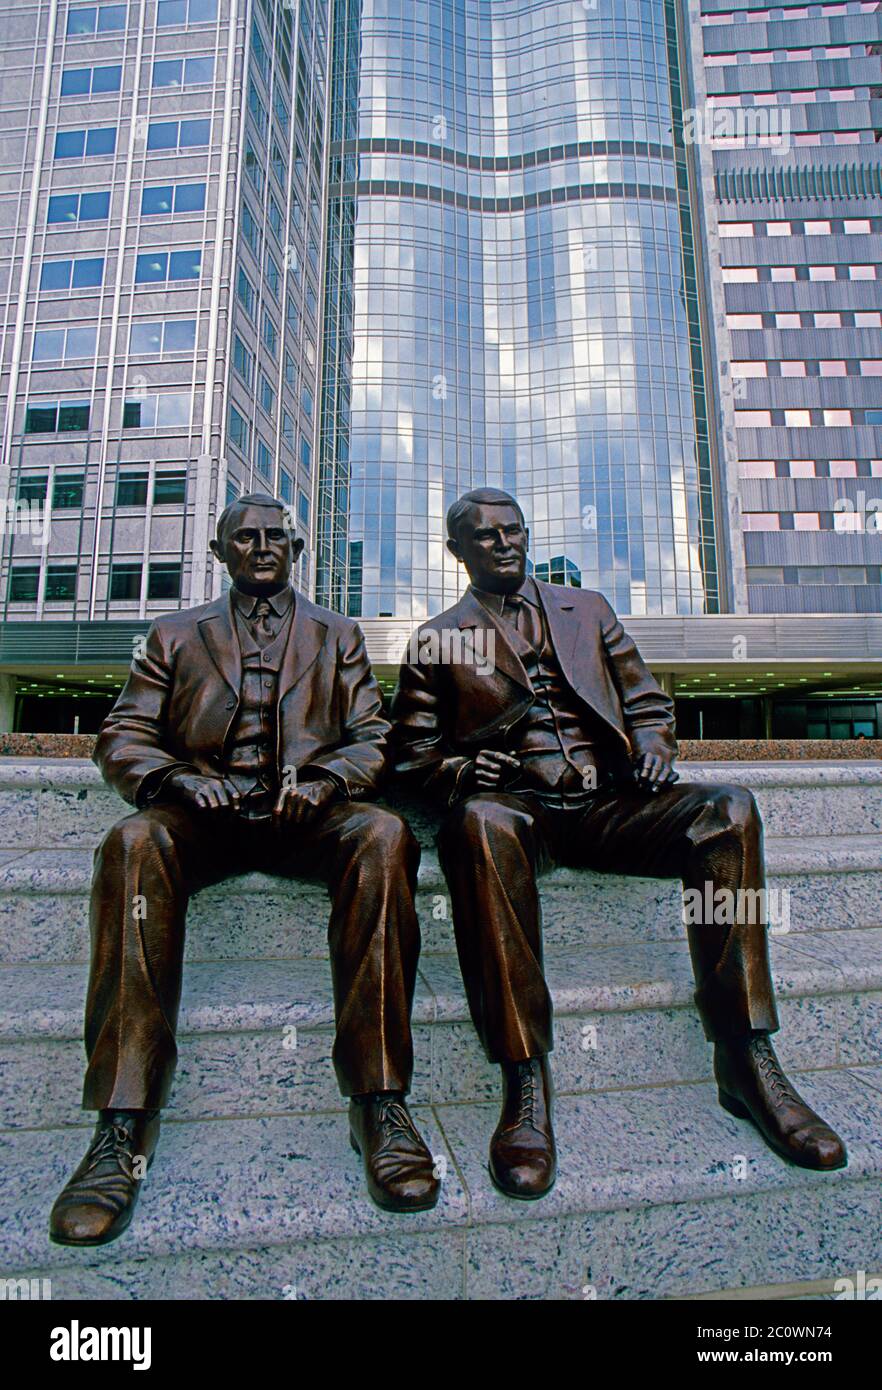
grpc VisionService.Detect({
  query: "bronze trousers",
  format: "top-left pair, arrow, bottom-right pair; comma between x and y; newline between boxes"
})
82,799 -> 421,1110
437,781 -> 779,1061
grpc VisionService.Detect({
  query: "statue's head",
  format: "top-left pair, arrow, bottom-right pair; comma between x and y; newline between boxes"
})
446,487 -> 529,594
209,491 -> 304,596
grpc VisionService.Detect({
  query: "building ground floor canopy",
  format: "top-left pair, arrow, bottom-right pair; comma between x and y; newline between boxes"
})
0,615 -> 879,739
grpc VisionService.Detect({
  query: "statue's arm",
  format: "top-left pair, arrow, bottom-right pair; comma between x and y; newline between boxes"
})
299,621 -> 390,800
390,651 -> 473,806
93,621 -> 195,806
598,596 -> 678,764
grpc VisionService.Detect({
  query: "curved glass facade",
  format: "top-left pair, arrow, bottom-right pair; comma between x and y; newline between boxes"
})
317,0 -> 720,620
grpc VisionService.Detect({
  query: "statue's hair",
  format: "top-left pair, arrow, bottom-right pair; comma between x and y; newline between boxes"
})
215,491 -> 289,543
446,487 -> 525,543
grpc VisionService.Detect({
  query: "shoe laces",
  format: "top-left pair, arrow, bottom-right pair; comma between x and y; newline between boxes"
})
752,1035 -> 800,1105
377,1098 -> 419,1147
514,1061 -> 537,1129
86,1123 -> 137,1178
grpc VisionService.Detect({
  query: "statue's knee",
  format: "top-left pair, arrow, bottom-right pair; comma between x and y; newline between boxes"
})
705,784 -> 760,834
94,812 -> 173,871
353,804 -> 419,867
440,794 -> 531,853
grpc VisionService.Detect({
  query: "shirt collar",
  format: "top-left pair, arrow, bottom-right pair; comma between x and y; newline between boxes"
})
231,585 -> 295,620
470,575 -> 539,615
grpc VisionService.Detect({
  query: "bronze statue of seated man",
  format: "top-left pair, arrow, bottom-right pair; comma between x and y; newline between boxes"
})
391,487 -> 847,1201
50,493 -> 439,1247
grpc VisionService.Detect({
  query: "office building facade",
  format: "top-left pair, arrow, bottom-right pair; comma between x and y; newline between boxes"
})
0,0 -> 329,728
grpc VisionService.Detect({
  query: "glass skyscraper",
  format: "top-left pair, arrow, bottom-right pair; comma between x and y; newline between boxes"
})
317,0 -> 721,622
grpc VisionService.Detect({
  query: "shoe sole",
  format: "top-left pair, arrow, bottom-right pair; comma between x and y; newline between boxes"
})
349,1131 -> 440,1213
718,1089 -> 848,1171
488,1162 -> 557,1201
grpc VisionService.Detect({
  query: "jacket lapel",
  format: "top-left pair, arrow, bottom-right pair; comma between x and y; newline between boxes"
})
197,593 -> 242,697
535,582 -> 581,691
277,593 -> 329,702
458,588 -> 532,695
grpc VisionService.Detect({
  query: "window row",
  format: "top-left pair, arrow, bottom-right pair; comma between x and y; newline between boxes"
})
15,472 -> 186,507
60,56 -> 215,98
748,566 -> 882,586
7,563 -> 182,603
727,311 -> 882,329
740,458 -> 882,478
742,511 -> 882,531
722,265 -> 877,282
719,219 -> 875,237
65,0 -> 217,35
702,4 -> 880,23
736,408 -> 882,427
731,359 -> 882,376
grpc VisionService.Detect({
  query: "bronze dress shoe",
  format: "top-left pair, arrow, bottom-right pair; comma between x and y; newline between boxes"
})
349,1092 -> 440,1213
49,1110 -> 160,1247
489,1056 -> 557,1200
715,1033 -> 847,1171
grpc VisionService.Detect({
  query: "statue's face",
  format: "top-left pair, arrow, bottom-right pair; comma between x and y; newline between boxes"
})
210,503 -> 303,595
447,502 -> 529,594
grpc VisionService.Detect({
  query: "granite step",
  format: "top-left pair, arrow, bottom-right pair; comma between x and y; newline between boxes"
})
2,928 -> 880,1128
0,759 -> 880,851
1,1065 -> 880,1299
0,833 -> 879,964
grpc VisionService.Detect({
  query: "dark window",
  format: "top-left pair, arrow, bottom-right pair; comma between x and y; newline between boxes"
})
109,563 -> 142,601
40,260 -> 72,290
9,568 -> 40,602
153,473 -> 186,505
173,182 -> 205,212
86,127 -> 116,155
122,401 -> 143,428
57,403 -> 90,431
45,566 -> 77,601
17,476 -> 48,503
24,405 -> 58,433
148,563 -> 182,600
53,475 -> 85,509
54,130 -> 85,158
116,472 -> 148,506
72,257 -> 104,288
141,185 -> 174,215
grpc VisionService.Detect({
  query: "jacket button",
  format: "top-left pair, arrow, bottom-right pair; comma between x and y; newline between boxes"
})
226,699 -> 236,709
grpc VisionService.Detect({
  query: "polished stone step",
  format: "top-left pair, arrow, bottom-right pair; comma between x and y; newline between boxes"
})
2,928 -> 879,1128
0,759 -> 880,850
0,832 -> 879,964
1,1065 -> 879,1299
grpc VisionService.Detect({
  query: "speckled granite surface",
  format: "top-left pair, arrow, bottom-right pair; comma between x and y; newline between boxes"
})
0,733 -> 879,760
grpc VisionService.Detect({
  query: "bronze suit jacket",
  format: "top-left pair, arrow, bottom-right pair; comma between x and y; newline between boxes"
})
95,589 -> 390,807
391,581 -> 677,805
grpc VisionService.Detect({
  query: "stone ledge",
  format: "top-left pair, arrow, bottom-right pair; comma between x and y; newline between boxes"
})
0,733 -> 880,761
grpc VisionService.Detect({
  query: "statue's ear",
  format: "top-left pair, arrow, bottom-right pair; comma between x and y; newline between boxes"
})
209,538 -> 224,562
291,536 -> 305,562
446,536 -> 462,562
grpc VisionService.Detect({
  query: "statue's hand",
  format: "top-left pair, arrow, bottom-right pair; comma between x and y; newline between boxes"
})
468,749 -> 522,792
164,770 -> 241,814
273,776 -> 337,831
631,751 -> 679,793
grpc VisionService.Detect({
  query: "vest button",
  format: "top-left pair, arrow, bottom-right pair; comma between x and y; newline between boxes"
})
226,699 -> 235,709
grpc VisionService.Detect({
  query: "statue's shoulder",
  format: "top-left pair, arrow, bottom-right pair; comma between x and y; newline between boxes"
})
532,580 -> 612,618
146,596 -> 225,641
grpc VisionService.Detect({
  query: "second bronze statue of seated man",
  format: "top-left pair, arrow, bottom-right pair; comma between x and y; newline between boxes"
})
391,487 -> 847,1200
